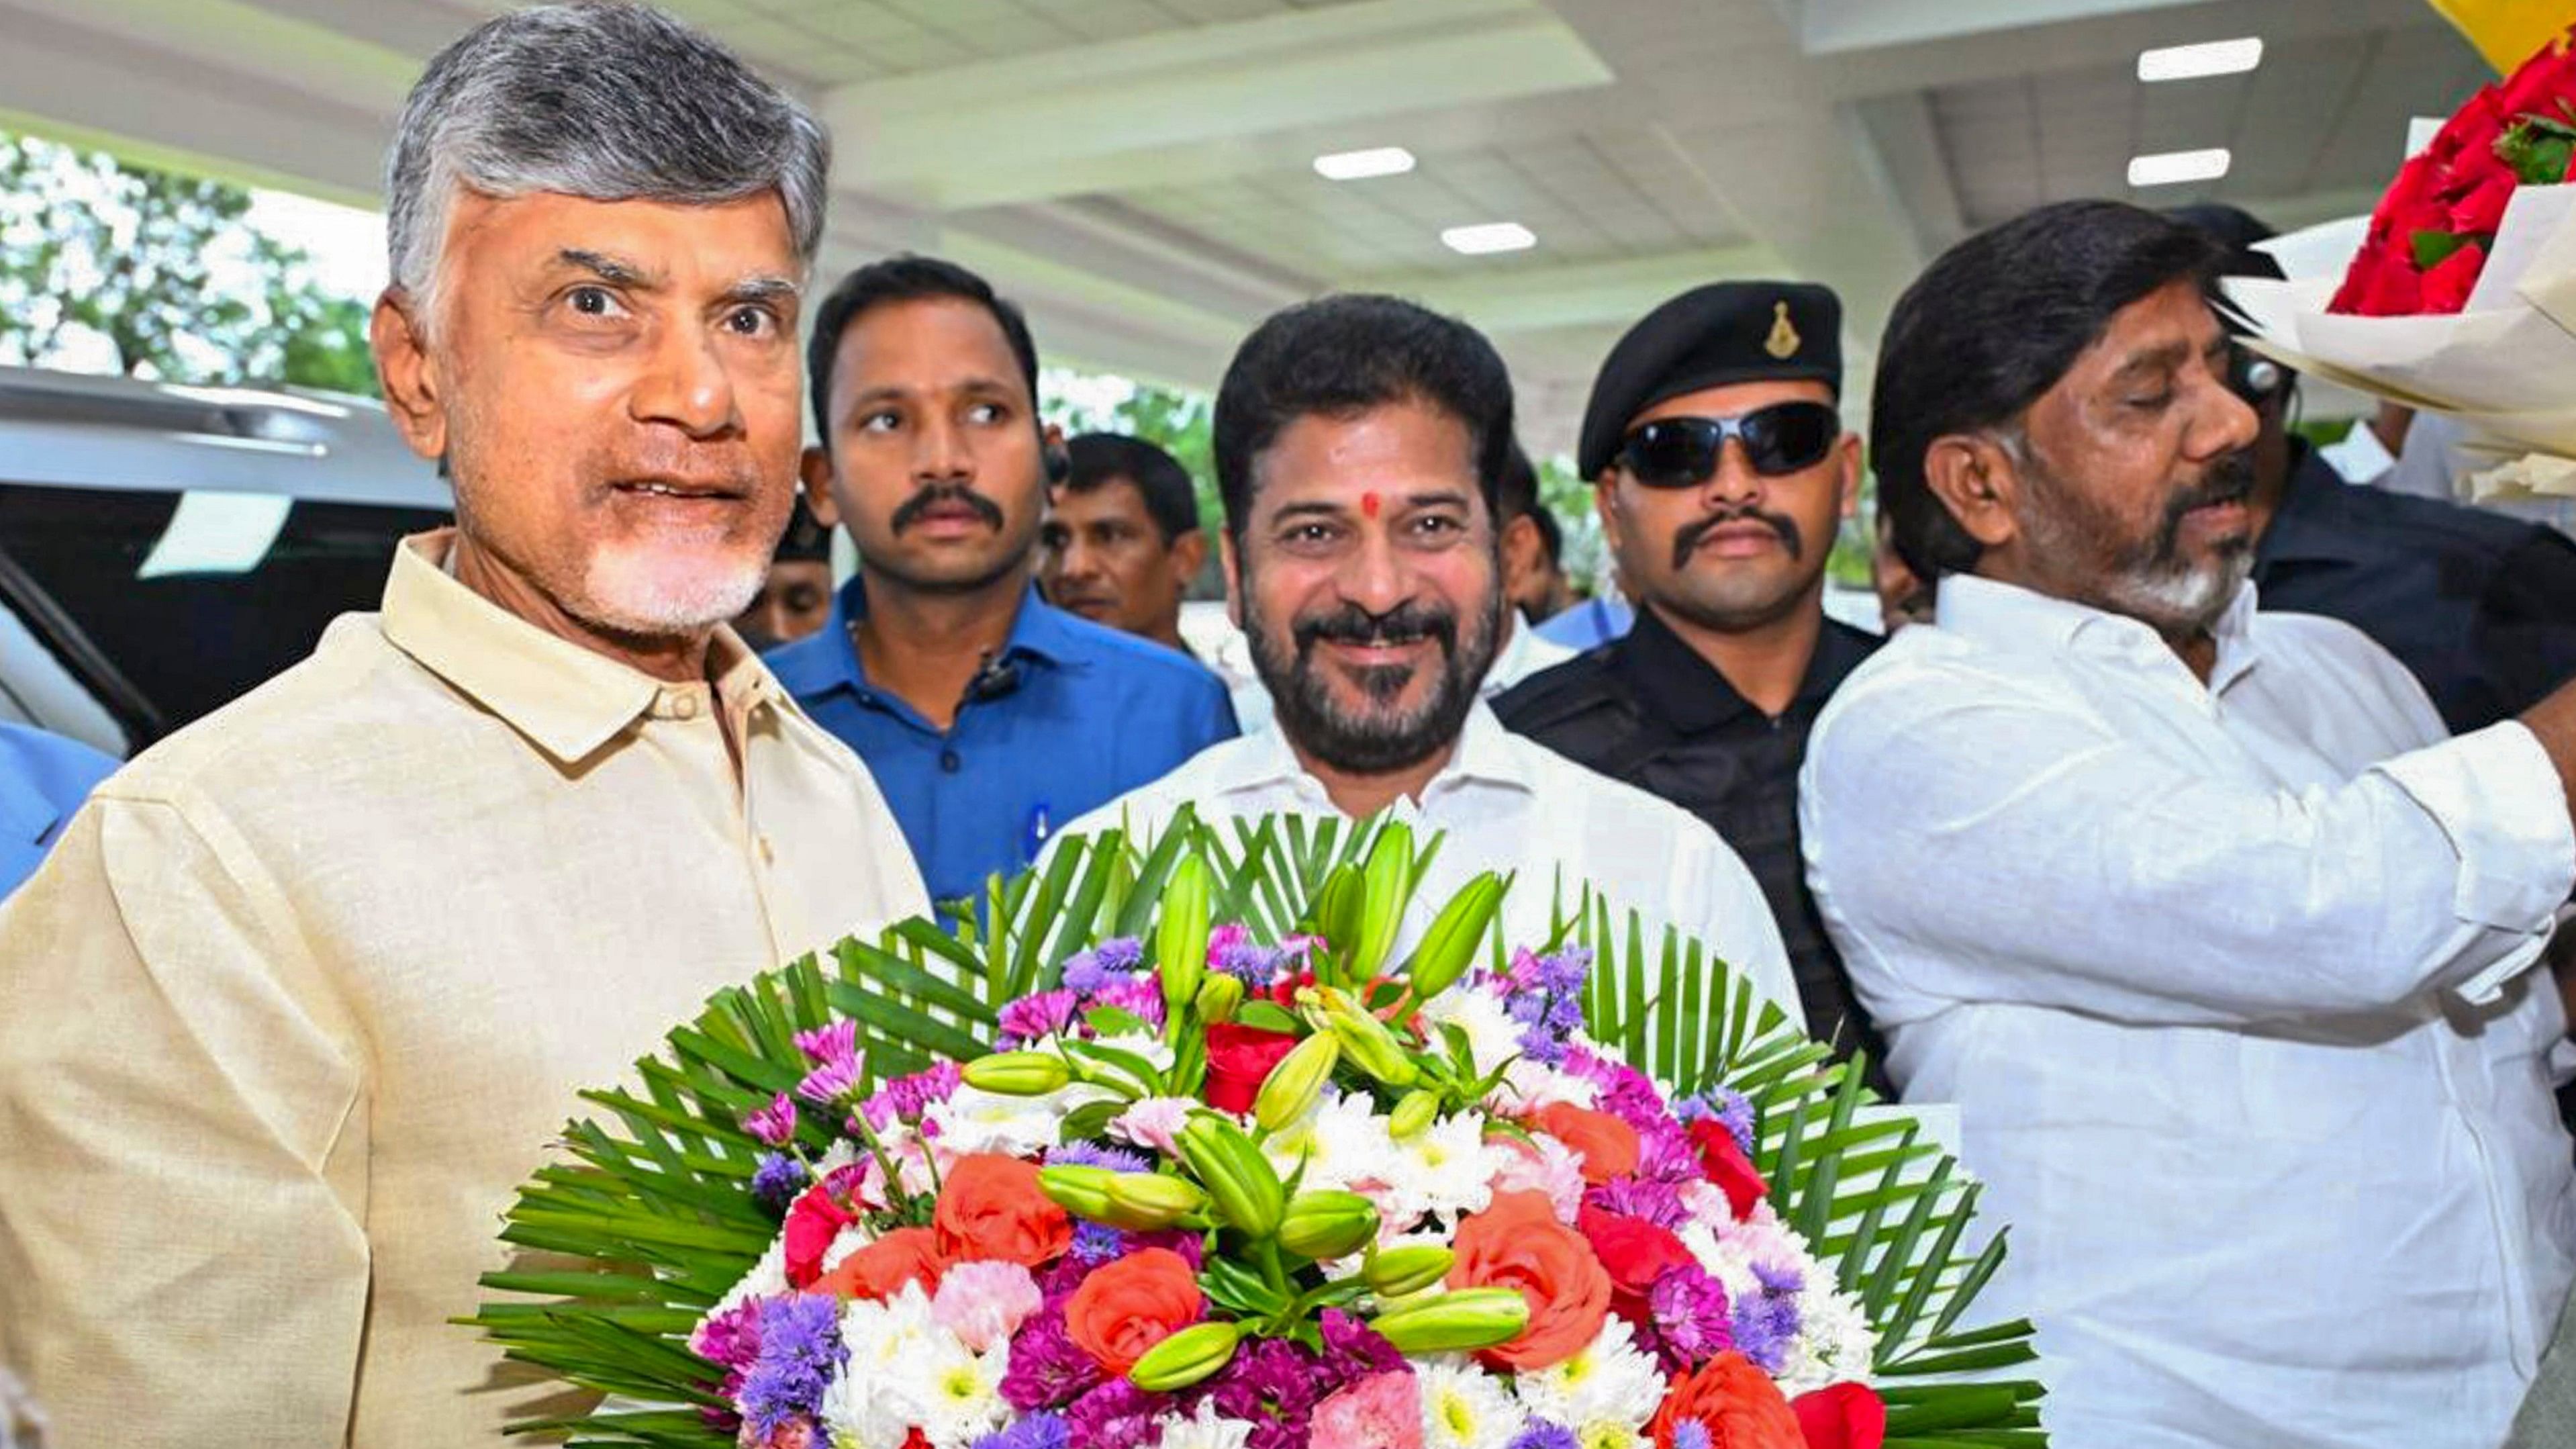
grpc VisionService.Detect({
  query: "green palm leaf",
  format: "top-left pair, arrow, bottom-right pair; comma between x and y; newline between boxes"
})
467,807 -> 2043,1444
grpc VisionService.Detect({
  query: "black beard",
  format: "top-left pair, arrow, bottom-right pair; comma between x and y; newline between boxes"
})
1242,583 -> 1500,776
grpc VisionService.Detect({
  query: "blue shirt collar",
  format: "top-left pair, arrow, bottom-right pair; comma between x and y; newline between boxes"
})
765,574 -> 1078,702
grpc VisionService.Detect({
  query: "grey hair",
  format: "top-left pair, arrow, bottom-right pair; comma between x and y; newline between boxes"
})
383,2 -> 829,318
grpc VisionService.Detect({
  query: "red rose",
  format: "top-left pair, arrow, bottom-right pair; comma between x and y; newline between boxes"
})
2438,85 -> 2508,165
933,1153 -> 1071,1268
1063,1246 -> 1204,1374
814,1225 -> 945,1302
2499,34 -> 2576,122
1687,1119 -> 1769,1222
1577,1206 -> 1695,1325
1532,1103 -> 1641,1184
2449,169 -> 2516,237
1203,1022 -> 1302,1113
1791,1382 -> 1889,1449
2423,239 -> 2488,313
783,1180 -> 855,1290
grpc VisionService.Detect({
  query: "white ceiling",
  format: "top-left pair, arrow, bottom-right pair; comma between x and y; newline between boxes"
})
0,0 -> 2487,451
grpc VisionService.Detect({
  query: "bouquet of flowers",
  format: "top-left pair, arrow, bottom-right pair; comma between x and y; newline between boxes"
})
2220,22 -> 2576,486
471,813 -> 2042,1448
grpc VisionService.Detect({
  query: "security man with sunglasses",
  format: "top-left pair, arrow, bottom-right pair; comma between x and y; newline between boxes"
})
1496,281 -> 1889,1086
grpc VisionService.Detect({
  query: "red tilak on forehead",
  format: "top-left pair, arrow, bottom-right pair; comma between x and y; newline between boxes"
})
1362,491 -> 1381,519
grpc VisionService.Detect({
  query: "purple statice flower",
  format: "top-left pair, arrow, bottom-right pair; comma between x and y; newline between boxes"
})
1206,923 -> 1288,987
1002,1307 -> 1102,1411
1731,1268 -> 1803,1375
1316,1309 -> 1404,1387
1586,1177 -> 1688,1229
794,1019 -> 859,1068
1066,1222 -> 1129,1268
752,1152 -> 810,1211
998,988 -> 1081,1047
1198,1335 -> 1321,1449
1753,1258 -> 1805,1297
1507,1421 -> 1581,1449
1672,1422 -> 1714,1449
1048,1142 -> 1153,1174
1063,1378 -> 1170,1449
1496,947 -> 1592,1065
1648,1264 -> 1735,1369
1089,976 -> 1166,1031
1061,938 -> 1147,993
1674,1087 -> 1758,1156
743,1092 -> 800,1148
971,1413 -> 1070,1449
737,1293 -> 843,1439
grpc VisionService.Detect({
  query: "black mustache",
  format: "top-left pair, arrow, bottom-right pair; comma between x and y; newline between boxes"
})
1293,600 -> 1458,657
891,482 -> 1005,534
1672,506 -> 1804,569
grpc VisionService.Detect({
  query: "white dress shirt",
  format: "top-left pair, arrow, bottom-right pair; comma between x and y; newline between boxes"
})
1482,614 -> 1579,696
1059,699 -> 1800,1020
1800,573 -> 2576,1449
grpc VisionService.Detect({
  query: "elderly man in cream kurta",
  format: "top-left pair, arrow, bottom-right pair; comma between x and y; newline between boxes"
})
0,8 -> 926,1446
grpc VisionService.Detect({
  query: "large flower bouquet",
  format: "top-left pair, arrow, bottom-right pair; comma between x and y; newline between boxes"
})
2221,23 -> 2576,491
471,813 -> 2042,1448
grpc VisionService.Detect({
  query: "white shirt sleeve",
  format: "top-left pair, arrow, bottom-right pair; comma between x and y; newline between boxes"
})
1805,682 -> 2575,1027
1678,835 -> 1799,1023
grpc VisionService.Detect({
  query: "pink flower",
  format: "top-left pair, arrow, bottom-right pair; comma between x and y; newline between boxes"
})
933,1260 -> 1046,1352
794,1019 -> 859,1068
1487,1131 -> 1587,1222
1309,1370 -> 1423,1449
743,1092 -> 799,1148
796,1054 -> 865,1107
1109,1096 -> 1196,1156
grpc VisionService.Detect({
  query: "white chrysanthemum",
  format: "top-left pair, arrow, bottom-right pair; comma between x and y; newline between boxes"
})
1386,1110 -> 1505,1224
1778,1284 -> 1878,1399
1284,1088 -> 1391,1193
1153,1397 -> 1260,1449
820,1337 -> 919,1449
1419,985 -> 1525,1078
1513,1317 -> 1662,1431
1088,1029 -> 1178,1072
1571,1421 -> 1649,1449
923,1084 -> 1084,1157
1492,1056 -> 1597,1113
819,1221 -> 873,1274
1416,1355 -> 1527,1449
916,1342 -> 1012,1449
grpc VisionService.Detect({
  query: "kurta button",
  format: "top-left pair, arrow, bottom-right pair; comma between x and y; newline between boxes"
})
671,694 -> 699,720
941,748 -> 961,773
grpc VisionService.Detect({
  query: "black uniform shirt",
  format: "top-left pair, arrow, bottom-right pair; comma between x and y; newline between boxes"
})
2254,441 -> 2576,734
1494,606 -> 1889,1087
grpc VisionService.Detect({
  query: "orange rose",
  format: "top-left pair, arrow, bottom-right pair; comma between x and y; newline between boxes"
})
1446,1189 -> 1612,1370
1062,1246 -> 1204,1374
1533,1103 -> 1640,1185
933,1153 -> 1071,1268
1648,1352 -> 1805,1449
813,1225 -> 945,1302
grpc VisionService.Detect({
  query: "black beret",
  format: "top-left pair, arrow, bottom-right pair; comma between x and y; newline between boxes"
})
1578,281 -> 1842,479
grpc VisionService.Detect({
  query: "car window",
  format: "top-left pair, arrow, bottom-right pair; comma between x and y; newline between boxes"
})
0,483 -> 450,743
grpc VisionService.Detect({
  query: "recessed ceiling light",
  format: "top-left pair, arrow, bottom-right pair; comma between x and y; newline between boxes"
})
1441,222 -> 1537,255
1315,146 -> 1416,181
2138,36 -> 2262,83
2128,148 -> 2232,187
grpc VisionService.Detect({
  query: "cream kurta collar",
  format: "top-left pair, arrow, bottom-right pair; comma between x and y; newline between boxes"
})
378,529 -> 765,765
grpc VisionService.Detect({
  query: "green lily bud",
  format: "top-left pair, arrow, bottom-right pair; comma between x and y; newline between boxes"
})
962,1050 -> 1071,1096
1349,823 -> 1415,982
1194,974 -> 1245,1025
1399,872 -> 1503,1002
1156,857 -> 1212,1024
1253,1032 -> 1339,1131
1315,988 -> 1419,1088
1362,1244 -> 1456,1297
1388,1089 -> 1439,1140
1176,1114 -> 1284,1236
1037,1164 -> 1116,1221
1275,1189 -> 1380,1260
1370,1288 -> 1530,1354
1127,1320 -> 1242,1392
1100,1172 -> 1209,1231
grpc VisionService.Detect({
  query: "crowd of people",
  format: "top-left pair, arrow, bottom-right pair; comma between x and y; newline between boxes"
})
3,4 -> 2576,1448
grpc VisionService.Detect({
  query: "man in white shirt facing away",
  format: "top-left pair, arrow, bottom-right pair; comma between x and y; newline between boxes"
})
1802,197 -> 2576,1449
1062,293 -> 1799,1019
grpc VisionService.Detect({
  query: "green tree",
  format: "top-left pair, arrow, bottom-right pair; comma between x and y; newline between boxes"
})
0,130 -> 377,396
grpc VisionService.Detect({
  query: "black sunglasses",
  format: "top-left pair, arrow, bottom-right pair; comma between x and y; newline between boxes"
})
1615,401 -> 1841,487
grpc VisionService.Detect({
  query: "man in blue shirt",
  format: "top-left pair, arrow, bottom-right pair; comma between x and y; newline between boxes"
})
0,723 -> 115,898
770,255 -> 1236,908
